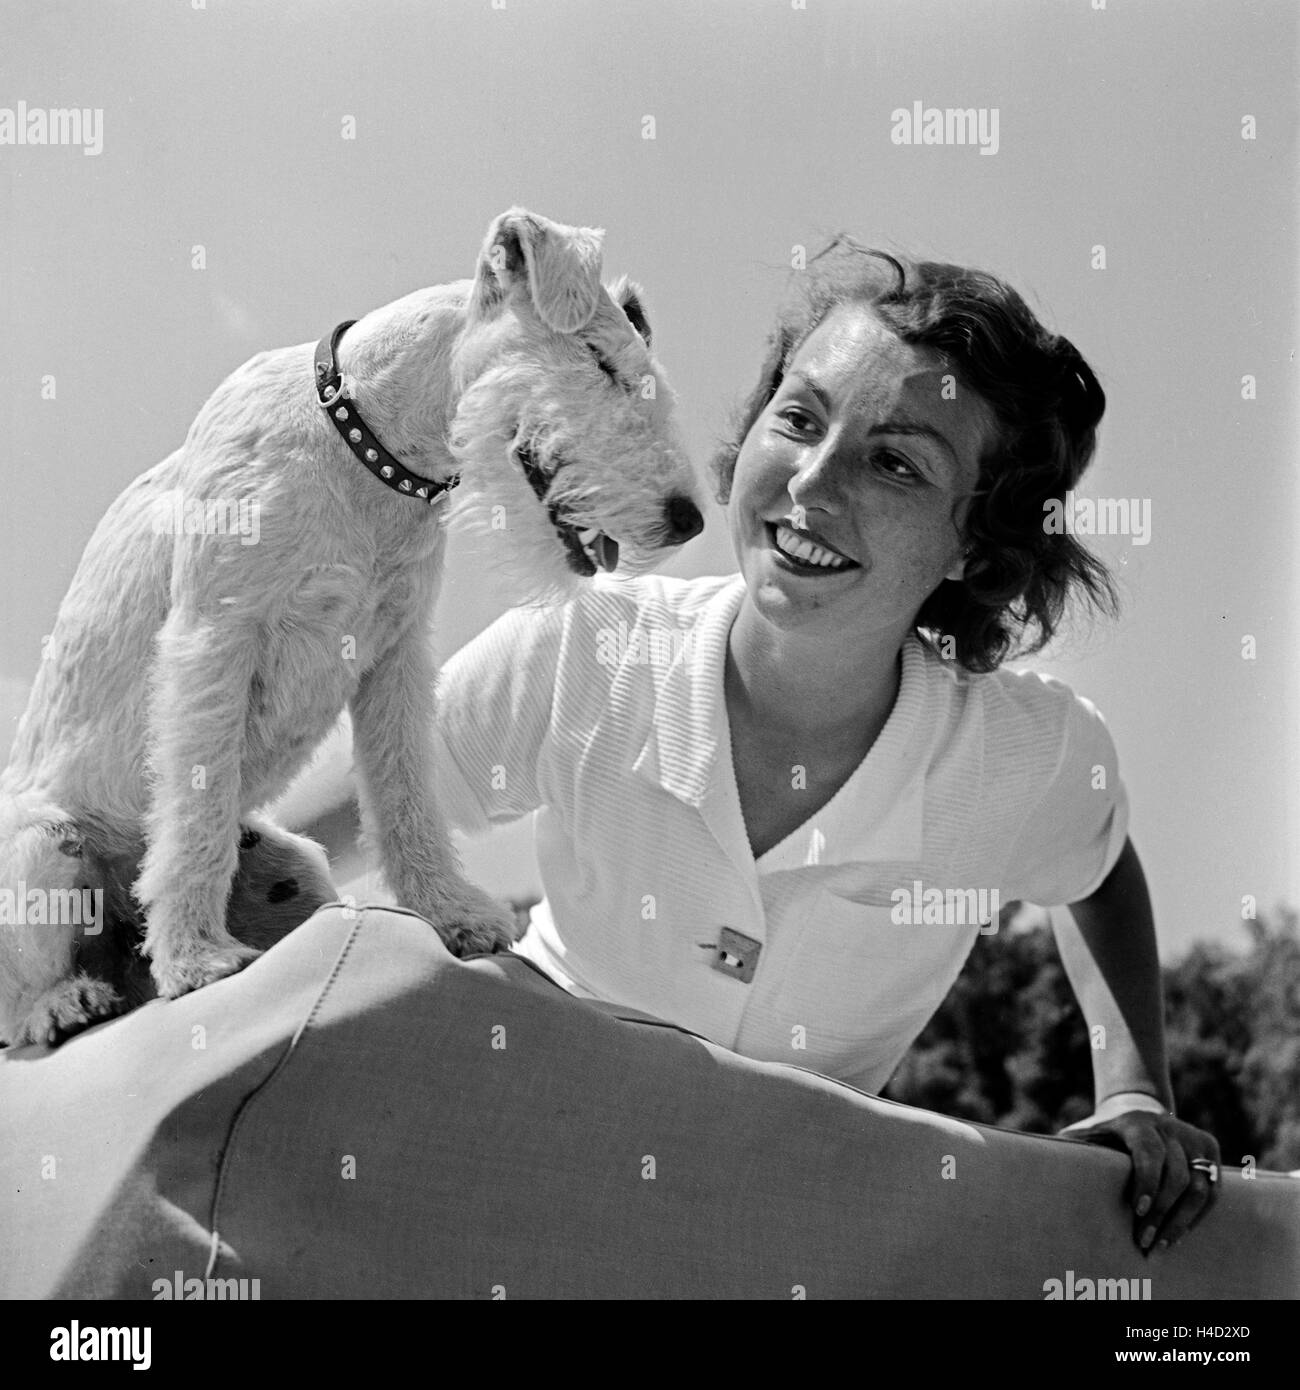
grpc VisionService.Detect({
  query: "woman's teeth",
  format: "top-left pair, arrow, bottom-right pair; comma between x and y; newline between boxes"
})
773,523 -> 851,570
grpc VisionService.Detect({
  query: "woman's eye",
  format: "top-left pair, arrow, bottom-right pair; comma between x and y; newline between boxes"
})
875,449 -> 921,481
778,406 -> 818,433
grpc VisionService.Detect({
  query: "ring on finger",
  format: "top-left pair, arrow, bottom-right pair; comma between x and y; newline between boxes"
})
1189,1158 -> 1220,1184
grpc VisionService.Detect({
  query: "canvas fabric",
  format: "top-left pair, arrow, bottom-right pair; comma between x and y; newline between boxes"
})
2,906 -> 1296,1300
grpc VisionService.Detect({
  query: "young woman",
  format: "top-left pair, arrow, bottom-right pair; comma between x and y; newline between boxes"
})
293,239 -> 1220,1253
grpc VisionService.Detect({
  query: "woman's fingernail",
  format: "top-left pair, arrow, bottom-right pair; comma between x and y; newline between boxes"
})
1140,1226 -> 1156,1250
1136,1195 -> 1152,1218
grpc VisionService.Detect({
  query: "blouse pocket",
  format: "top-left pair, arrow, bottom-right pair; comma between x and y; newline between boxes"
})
753,888 -> 982,1080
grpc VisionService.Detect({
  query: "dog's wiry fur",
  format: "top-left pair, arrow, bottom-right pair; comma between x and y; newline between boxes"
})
0,208 -> 701,1047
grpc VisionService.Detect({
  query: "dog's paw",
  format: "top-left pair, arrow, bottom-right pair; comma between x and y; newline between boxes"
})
148,940 -> 262,1000
428,890 -> 518,958
16,975 -> 127,1048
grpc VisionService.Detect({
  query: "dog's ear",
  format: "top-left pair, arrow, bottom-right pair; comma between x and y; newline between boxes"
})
609,276 -> 652,347
472,208 -> 605,334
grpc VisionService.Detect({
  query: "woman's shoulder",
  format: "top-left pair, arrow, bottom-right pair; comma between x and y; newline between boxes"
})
913,638 -> 1117,769
916,637 -> 1101,715
567,571 -> 742,636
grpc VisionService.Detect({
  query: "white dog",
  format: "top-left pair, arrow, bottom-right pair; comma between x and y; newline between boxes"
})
0,208 -> 702,1046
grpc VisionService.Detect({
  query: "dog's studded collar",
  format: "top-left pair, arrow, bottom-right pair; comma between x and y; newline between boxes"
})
313,320 -> 458,505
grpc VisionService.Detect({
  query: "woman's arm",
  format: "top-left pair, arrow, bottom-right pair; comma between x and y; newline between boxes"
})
1054,837 -> 1221,1254
1056,836 -> 1172,1107
268,715 -> 357,833
269,598 -> 567,851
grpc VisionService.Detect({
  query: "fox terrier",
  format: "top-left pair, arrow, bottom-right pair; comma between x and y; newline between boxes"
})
0,207 -> 702,1046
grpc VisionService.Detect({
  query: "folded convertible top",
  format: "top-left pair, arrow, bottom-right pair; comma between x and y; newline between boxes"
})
2,904 -> 1296,1299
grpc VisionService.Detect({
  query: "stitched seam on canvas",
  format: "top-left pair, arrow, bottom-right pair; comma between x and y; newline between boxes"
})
204,911 -> 365,1278
591,1012 -> 712,1043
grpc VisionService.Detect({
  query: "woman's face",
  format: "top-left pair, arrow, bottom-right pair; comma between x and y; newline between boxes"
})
728,302 -> 997,643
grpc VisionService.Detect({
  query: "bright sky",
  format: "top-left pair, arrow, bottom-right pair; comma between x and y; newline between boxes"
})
2,0 -> 1296,956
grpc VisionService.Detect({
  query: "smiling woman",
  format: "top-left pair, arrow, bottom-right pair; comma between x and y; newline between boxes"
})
713,239 -> 1116,674
285,236 -> 1222,1257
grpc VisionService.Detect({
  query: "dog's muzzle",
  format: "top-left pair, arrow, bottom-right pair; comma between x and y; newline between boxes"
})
513,441 -> 618,577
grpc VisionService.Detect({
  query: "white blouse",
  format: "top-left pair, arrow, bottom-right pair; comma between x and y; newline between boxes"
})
432,572 -> 1129,1094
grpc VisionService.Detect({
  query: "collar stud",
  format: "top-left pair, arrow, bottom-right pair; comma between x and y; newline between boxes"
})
313,319 -> 458,504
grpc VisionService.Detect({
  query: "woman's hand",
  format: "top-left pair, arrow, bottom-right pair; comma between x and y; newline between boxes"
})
1062,1106 -> 1221,1254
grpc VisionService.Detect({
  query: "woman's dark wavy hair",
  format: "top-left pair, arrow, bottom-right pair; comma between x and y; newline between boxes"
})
712,237 -> 1118,673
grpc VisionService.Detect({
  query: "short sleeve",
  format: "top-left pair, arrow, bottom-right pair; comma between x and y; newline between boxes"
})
433,601 -> 566,834
1001,685 -> 1130,906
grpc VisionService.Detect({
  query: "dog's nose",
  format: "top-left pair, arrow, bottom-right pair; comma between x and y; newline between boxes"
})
664,495 -> 704,545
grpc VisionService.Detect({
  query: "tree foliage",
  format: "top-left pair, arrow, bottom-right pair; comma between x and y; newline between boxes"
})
884,905 -> 1300,1170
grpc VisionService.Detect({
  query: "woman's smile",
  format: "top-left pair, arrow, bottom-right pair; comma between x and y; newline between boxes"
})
765,519 -> 860,575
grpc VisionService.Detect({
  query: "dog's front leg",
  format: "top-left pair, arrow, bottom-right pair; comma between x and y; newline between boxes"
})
350,628 -> 516,956
135,611 -> 262,997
